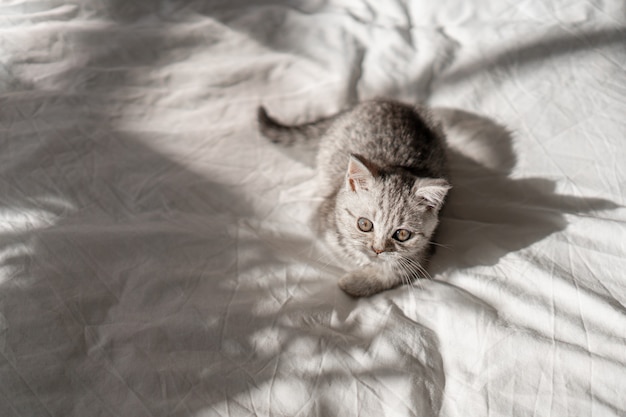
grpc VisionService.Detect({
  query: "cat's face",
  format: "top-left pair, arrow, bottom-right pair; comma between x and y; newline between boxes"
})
334,156 -> 450,271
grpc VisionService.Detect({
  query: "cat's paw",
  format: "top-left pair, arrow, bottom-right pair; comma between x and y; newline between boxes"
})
338,270 -> 382,297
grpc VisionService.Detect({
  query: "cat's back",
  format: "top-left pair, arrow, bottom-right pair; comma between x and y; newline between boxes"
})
318,99 -> 447,182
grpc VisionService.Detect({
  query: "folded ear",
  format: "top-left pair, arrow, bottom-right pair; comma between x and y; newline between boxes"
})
346,155 -> 376,192
413,178 -> 451,210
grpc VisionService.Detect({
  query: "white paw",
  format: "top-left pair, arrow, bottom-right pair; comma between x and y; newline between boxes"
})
338,271 -> 382,297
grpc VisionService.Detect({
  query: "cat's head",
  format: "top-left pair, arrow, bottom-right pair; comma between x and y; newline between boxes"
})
334,155 -> 450,269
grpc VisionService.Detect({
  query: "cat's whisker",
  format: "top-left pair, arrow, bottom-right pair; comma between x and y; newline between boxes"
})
395,257 -> 426,290
398,256 -> 432,285
397,258 -> 416,281
403,270 -> 421,291
401,274 -> 417,292
428,241 -> 452,250
395,263 -> 417,292
409,258 -> 433,281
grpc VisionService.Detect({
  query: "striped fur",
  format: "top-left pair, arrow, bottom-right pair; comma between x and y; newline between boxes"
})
258,99 -> 450,297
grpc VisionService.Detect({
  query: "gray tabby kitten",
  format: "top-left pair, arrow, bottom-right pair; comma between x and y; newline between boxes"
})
258,99 -> 450,297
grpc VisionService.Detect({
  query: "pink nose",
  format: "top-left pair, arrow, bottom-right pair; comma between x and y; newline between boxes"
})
372,246 -> 384,255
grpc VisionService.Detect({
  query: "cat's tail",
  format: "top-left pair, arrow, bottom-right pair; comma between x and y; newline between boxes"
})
257,106 -> 339,146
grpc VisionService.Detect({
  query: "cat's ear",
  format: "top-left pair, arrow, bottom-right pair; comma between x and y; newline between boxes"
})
413,178 -> 451,210
346,155 -> 375,192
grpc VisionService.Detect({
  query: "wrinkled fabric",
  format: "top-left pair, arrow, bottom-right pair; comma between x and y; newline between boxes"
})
0,1 -> 625,416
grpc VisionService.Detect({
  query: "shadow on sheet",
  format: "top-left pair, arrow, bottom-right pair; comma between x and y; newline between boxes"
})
430,108 -> 620,274
0,3 -> 444,416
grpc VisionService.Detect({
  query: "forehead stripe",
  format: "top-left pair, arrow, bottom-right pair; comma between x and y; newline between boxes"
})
376,179 -> 406,231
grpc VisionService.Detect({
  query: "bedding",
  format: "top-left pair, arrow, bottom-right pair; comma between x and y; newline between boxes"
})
1,0 -> 625,416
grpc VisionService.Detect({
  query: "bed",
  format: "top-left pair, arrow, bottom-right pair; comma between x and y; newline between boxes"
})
1,1 -> 625,416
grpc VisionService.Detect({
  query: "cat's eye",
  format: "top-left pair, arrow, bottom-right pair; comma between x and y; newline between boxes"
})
393,229 -> 412,242
357,217 -> 373,232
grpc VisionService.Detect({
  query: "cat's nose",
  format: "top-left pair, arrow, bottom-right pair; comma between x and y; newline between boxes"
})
371,246 -> 384,255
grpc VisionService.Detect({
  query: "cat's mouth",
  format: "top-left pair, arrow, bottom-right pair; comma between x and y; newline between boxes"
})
364,249 -> 393,263
352,245 -> 396,266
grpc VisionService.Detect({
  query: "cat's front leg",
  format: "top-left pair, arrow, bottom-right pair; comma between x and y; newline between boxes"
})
338,265 -> 400,297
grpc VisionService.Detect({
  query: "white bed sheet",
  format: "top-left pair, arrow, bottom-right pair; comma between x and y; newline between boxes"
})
1,1 -> 625,416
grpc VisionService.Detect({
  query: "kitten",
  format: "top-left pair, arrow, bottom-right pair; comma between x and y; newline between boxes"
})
257,99 -> 450,297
